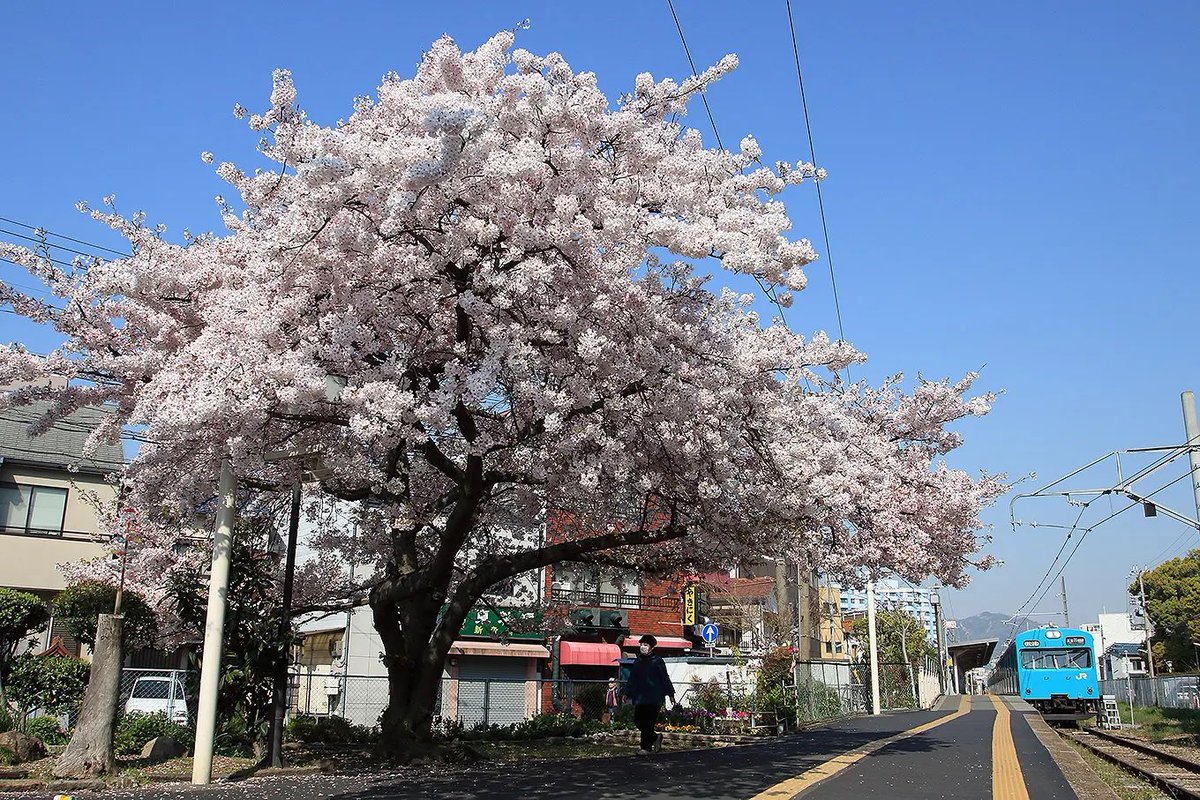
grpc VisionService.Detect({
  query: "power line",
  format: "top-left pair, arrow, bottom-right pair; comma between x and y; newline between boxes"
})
0,215 -> 129,258
665,0 -> 724,152
0,227 -> 108,262
784,0 -> 847,351
664,0 -> 795,328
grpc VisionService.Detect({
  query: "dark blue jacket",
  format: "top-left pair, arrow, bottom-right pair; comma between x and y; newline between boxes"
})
625,654 -> 675,706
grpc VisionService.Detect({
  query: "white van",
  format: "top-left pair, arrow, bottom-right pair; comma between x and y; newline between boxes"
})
123,675 -> 190,724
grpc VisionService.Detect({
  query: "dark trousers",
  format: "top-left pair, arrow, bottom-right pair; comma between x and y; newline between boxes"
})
634,703 -> 660,750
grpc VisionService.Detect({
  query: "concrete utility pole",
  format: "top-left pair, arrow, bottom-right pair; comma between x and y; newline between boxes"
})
1060,576 -> 1070,627
867,580 -> 881,715
192,459 -> 237,786
1183,391 -> 1200,525
1137,570 -> 1157,680
931,587 -> 948,692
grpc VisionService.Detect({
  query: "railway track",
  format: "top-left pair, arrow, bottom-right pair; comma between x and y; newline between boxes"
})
1062,727 -> 1200,799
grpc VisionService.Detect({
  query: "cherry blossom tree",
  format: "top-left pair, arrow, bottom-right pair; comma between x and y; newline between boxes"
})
0,32 -> 1003,750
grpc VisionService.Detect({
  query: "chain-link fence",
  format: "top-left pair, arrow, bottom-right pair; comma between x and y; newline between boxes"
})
118,667 -> 193,724
1100,673 -> 1200,710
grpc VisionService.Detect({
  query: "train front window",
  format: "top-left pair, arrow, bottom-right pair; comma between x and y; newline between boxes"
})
1020,648 -> 1091,669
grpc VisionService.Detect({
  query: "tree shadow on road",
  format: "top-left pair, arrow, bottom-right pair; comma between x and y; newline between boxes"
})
324,711 -> 961,800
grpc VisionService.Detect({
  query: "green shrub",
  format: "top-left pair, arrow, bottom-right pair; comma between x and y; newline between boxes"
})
283,715 -> 373,744
6,654 -> 89,717
0,589 -> 50,681
53,581 -> 157,651
0,701 -> 13,733
114,712 -> 193,757
612,702 -> 637,730
24,715 -> 67,746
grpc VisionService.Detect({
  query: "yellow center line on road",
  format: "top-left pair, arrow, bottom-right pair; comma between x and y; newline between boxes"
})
989,694 -> 1031,800
747,695 -> 972,800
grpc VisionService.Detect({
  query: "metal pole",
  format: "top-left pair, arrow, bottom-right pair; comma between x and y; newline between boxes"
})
267,480 -> 302,768
867,580 -> 881,715
192,458 -> 237,785
1060,576 -> 1070,627
1183,391 -> 1200,527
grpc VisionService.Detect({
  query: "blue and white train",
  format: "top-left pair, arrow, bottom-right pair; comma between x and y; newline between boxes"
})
987,626 -> 1100,720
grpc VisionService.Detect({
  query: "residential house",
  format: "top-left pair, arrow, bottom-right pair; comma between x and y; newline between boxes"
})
0,396 -> 123,656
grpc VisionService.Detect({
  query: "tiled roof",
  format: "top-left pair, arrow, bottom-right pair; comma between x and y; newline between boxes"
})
0,401 -> 126,474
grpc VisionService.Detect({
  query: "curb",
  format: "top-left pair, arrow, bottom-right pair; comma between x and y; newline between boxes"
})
1022,714 -> 1120,800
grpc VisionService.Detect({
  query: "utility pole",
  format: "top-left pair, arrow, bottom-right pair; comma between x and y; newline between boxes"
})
1137,570 -> 1157,680
1060,576 -> 1070,627
867,580 -> 881,715
267,480 -> 303,768
192,459 -> 237,786
1183,391 -> 1200,526
932,586 -> 948,693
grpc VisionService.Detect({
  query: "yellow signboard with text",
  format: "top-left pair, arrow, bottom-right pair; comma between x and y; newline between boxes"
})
682,584 -> 696,626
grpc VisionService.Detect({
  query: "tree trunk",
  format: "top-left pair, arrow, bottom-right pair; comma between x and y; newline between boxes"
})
55,614 -> 123,778
372,592 -> 469,758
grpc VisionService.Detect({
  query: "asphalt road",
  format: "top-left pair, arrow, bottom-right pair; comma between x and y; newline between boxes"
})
5,696 -> 1080,799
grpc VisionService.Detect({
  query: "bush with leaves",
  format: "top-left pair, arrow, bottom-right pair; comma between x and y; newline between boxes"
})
284,714 -> 373,745
0,589 -> 49,682
114,711 -> 194,757
53,581 -> 157,651
6,654 -> 89,718
24,715 -> 67,746
690,678 -> 729,714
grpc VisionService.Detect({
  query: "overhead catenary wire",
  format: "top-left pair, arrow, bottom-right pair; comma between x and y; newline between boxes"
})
1021,472 -> 1196,623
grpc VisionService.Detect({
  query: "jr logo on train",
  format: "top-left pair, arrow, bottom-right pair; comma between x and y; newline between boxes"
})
987,626 -> 1100,720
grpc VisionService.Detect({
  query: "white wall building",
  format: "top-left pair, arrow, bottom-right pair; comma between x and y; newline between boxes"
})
1082,612 -> 1147,680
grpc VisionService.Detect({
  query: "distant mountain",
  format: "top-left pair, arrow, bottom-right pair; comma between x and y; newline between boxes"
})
947,611 -> 1011,643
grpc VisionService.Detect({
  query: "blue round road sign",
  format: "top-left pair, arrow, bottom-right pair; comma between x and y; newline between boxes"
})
701,622 -> 719,644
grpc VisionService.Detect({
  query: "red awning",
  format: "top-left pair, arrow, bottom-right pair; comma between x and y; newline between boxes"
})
624,636 -> 693,650
559,641 -> 623,666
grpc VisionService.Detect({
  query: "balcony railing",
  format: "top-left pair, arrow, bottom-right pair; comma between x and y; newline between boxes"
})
551,587 -> 681,613
0,525 -> 101,541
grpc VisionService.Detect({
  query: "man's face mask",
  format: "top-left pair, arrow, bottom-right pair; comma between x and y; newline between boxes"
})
639,644 -> 652,655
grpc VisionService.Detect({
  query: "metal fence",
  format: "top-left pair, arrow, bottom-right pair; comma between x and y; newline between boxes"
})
1100,673 -> 1200,710
118,667 -> 193,725
289,659 -> 944,733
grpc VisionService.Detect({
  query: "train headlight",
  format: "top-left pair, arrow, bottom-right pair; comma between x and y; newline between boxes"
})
1087,688 -> 1094,694
1025,689 -> 1031,695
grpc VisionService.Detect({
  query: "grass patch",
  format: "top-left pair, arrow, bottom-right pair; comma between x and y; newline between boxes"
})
1090,703 -> 1200,743
1066,740 -> 1170,800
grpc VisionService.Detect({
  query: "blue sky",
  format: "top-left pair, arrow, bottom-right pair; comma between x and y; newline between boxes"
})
2,1 -> 1198,627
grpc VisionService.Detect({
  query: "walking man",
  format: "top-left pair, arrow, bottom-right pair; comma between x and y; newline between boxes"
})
625,634 -> 675,754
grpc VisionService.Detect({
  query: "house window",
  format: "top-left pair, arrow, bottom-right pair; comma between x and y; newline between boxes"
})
0,484 -> 68,535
